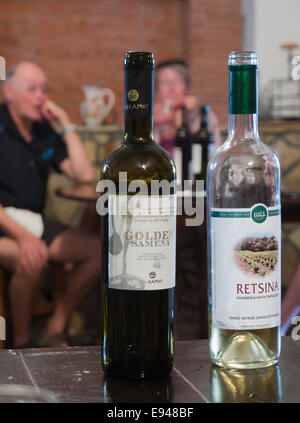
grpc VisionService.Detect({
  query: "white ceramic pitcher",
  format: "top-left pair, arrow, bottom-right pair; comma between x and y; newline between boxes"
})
81,85 -> 115,127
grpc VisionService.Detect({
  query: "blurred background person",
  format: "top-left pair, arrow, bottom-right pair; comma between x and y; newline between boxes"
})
154,59 -> 223,157
0,61 -> 100,348
281,262 -> 300,335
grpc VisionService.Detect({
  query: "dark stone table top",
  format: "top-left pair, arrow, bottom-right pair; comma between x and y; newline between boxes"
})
0,337 -> 299,403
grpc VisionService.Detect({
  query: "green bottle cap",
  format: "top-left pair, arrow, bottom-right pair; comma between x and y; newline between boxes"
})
228,51 -> 258,115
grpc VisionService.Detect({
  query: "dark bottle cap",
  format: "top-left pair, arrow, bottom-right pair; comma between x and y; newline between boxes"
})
124,52 -> 154,70
200,104 -> 211,130
201,105 -> 211,115
124,52 -> 154,118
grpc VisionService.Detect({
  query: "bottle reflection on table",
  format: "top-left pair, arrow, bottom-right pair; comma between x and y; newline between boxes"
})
211,364 -> 282,403
103,375 -> 174,403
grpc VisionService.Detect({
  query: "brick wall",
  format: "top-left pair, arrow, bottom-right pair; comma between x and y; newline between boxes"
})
0,0 -> 241,126
183,0 -> 242,125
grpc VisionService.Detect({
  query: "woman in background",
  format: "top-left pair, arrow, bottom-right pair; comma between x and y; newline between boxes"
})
154,59 -> 223,157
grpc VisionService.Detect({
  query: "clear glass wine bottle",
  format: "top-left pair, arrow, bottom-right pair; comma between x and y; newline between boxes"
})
207,51 -> 281,369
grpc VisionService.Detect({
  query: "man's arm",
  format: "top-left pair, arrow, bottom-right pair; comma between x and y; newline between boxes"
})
42,100 -> 94,183
58,130 -> 95,183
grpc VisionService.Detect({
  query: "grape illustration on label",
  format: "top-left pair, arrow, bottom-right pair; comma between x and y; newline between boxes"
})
234,235 -> 279,276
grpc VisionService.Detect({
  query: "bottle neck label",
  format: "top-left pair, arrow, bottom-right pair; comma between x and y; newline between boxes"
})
124,69 -> 153,118
229,64 -> 257,115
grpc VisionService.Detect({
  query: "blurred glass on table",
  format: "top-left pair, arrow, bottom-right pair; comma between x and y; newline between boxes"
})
0,384 -> 58,403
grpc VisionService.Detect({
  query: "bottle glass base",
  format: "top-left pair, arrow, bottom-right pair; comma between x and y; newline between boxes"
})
210,327 -> 280,370
212,357 -> 279,370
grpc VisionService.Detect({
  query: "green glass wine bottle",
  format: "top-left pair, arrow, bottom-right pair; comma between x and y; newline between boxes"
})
190,105 -> 215,186
100,52 -> 176,380
174,105 -> 191,186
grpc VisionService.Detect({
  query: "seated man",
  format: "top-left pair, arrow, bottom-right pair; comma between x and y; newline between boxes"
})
0,61 -> 100,348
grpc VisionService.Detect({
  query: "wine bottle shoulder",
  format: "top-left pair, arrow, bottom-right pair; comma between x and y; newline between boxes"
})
101,141 -> 176,182
208,136 -> 280,173
207,137 -> 280,208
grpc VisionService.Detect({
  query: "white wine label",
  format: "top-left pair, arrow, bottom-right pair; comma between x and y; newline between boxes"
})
108,194 -> 176,291
191,144 -> 202,175
173,147 -> 182,184
211,204 -> 281,330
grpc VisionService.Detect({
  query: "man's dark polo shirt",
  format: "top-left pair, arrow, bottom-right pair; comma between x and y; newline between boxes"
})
0,103 -> 68,213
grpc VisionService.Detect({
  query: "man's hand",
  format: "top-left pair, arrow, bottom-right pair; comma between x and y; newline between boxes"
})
41,100 -> 94,183
41,99 -> 71,128
17,233 -> 49,276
